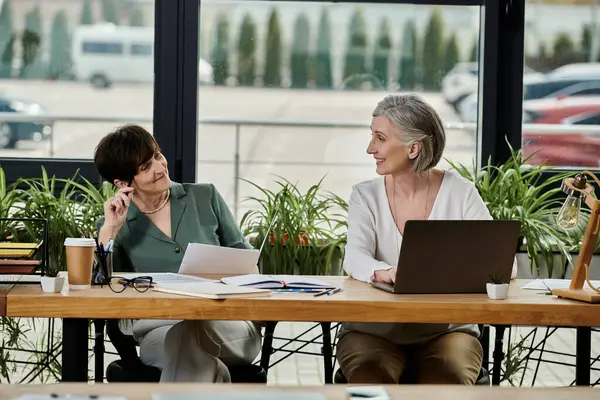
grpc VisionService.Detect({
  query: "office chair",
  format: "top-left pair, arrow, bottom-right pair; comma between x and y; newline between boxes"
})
103,319 -> 267,383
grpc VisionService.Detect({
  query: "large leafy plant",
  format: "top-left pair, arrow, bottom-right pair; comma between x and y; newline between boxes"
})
1,166 -> 114,383
0,168 -> 23,241
447,144 -> 574,277
240,176 -> 347,275
10,167 -> 116,276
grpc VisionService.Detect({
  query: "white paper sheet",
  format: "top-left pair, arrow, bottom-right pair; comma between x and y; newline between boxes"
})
178,243 -> 260,275
153,392 -> 326,400
11,396 -> 126,400
521,278 -> 600,290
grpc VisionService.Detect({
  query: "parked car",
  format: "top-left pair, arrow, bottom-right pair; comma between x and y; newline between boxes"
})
0,96 -> 51,149
457,78 -> 600,123
522,96 -> 600,167
546,62 -> 600,80
442,62 -> 543,111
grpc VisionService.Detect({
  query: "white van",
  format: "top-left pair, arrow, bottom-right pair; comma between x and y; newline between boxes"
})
71,24 -> 213,88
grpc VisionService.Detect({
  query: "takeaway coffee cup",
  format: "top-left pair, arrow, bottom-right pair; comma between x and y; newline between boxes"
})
64,238 -> 96,290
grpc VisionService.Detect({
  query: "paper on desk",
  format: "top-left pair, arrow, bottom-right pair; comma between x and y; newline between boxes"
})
11,396 -> 126,400
179,243 -> 259,275
118,272 -> 216,284
153,392 -> 327,400
521,279 -> 600,290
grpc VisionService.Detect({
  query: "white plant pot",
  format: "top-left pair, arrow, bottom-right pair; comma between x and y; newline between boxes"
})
41,276 -> 65,293
486,283 -> 509,300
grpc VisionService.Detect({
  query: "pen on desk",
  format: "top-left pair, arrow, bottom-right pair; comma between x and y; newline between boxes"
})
314,288 -> 334,297
327,287 -> 343,296
273,288 -> 323,293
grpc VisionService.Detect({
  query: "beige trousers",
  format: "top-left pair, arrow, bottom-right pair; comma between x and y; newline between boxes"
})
133,319 -> 262,383
336,331 -> 483,385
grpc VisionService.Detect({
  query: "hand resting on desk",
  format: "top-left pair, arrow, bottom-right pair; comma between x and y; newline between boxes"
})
372,268 -> 397,284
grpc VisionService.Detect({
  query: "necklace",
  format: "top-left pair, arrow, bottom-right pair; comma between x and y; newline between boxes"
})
390,171 -> 431,256
134,189 -> 171,214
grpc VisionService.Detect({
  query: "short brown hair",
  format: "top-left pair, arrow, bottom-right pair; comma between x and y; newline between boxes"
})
94,124 -> 160,184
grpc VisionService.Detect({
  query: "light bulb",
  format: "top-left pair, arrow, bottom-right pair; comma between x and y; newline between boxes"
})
556,194 -> 581,230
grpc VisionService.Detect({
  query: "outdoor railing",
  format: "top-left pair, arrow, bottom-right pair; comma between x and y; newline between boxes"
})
2,112 -> 599,217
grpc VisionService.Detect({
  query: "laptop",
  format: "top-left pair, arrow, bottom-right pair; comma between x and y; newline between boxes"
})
370,220 -> 521,294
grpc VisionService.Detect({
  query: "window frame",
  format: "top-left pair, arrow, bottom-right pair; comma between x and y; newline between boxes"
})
0,0 -> 196,186
0,0 -> 541,188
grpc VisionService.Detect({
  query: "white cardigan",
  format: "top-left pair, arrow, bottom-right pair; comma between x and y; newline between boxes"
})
339,170 -> 501,345
344,170 -> 493,282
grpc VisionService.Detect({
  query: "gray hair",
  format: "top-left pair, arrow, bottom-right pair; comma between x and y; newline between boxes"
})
372,94 -> 446,173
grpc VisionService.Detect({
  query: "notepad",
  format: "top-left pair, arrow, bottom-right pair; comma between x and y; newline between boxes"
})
221,274 -> 335,290
153,282 -> 271,299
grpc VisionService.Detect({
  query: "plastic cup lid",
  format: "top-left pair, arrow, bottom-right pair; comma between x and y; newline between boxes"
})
64,238 -> 97,247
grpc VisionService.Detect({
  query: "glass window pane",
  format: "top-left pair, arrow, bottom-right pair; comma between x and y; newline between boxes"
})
523,2 -> 600,169
0,1 -> 154,158
198,1 -> 481,218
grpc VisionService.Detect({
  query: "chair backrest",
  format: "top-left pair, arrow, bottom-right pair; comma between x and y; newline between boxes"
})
106,319 -> 144,367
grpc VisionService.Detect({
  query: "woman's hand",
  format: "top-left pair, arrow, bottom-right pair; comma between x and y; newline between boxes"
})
103,187 -> 134,231
372,268 -> 397,284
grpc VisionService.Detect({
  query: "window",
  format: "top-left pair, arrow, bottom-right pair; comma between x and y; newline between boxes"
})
197,1 -> 483,218
131,43 -> 153,56
522,1 -> 600,169
0,0 -> 155,179
82,41 -> 123,54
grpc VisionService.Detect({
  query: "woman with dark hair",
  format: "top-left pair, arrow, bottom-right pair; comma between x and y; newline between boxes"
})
94,124 -> 261,383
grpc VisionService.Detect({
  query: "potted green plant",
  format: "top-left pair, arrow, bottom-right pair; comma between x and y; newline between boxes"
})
446,142 -> 574,279
240,176 -> 347,276
0,167 -> 17,242
40,265 -> 64,293
487,273 -> 510,300
11,167 -> 115,277
0,167 -> 111,382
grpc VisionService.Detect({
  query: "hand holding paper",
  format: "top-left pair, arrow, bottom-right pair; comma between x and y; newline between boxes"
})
179,243 -> 259,275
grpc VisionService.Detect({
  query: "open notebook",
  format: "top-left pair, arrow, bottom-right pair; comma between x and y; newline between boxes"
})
221,274 -> 335,290
153,282 -> 271,300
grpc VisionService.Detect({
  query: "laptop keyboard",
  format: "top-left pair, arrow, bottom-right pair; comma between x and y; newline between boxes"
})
370,281 -> 395,292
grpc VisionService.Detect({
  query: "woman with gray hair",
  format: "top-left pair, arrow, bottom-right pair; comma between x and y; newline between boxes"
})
336,94 -> 490,385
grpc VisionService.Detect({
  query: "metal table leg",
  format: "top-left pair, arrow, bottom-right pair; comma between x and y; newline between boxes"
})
575,327 -> 591,386
93,319 -> 106,382
62,318 -> 89,382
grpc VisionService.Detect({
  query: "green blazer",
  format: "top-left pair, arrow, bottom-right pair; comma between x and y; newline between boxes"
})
96,182 -> 252,273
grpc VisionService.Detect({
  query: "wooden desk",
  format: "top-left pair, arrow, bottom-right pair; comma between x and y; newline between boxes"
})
1,383 -> 599,400
3,278 -> 599,386
5,278 -> 600,326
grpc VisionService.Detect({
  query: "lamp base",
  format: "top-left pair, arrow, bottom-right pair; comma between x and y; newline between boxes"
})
552,288 -> 600,303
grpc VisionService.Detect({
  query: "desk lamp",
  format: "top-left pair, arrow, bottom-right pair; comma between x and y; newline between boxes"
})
554,171 -> 600,303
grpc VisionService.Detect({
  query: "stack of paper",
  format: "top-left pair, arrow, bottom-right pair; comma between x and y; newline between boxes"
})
153,281 -> 271,300
221,274 -> 335,290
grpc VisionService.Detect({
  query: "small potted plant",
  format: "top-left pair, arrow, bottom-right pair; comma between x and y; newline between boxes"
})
487,273 -> 510,300
40,264 -> 64,293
